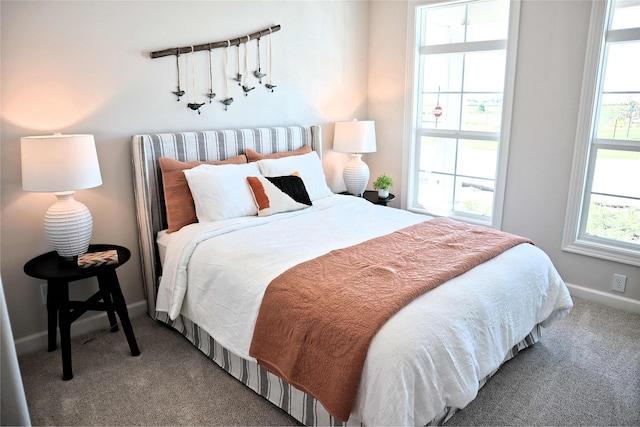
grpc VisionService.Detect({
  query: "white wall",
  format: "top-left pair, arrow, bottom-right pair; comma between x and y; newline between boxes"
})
366,0 -> 639,305
1,0 -> 370,344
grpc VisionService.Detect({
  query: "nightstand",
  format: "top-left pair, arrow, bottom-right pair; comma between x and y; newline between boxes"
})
24,244 -> 140,380
363,190 -> 395,206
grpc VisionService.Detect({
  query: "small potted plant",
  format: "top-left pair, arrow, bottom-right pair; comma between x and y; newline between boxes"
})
373,173 -> 393,199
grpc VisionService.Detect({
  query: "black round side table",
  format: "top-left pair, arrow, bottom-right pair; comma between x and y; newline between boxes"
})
24,244 -> 140,380
363,190 -> 395,206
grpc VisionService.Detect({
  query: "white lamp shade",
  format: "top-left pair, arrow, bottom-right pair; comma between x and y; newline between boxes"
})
21,134 -> 102,192
21,134 -> 102,258
333,120 -> 377,154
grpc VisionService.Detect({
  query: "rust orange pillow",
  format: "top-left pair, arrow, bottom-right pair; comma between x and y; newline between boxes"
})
159,155 -> 247,232
245,145 -> 312,162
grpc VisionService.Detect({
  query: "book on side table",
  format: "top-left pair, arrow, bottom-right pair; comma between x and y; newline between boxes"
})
77,249 -> 119,268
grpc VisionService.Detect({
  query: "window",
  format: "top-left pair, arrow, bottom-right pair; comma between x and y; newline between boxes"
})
563,0 -> 640,266
406,0 -> 519,227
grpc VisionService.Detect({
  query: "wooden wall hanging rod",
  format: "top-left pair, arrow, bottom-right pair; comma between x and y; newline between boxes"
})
150,25 -> 281,59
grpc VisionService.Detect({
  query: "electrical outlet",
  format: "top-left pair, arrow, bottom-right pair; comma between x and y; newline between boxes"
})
40,283 -> 48,305
612,274 -> 626,293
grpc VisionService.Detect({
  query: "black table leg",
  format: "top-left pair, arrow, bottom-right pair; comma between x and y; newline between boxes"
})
57,283 -> 73,381
100,270 -> 140,357
97,274 -> 119,332
46,281 -> 59,352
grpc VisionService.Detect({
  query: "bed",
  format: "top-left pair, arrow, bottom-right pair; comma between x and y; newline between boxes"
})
131,124 -> 573,426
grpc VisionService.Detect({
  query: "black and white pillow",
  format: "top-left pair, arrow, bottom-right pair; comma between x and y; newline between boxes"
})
256,151 -> 333,201
247,173 -> 312,217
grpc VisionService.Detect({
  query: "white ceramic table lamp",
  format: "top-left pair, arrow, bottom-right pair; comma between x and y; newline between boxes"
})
333,120 -> 377,197
21,134 -> 102,259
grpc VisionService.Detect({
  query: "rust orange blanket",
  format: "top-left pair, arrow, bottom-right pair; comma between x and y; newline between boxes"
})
249,217 -> 532,421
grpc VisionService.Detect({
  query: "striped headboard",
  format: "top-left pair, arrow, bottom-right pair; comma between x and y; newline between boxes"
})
131,125 -> 322,313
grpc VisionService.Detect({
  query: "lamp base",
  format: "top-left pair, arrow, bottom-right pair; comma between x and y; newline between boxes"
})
45,192 -> 93,259
343,154 -> 370,197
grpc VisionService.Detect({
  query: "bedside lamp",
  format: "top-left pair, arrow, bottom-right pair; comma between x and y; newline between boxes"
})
21,134 -> 102,259
333,120 -> 377,197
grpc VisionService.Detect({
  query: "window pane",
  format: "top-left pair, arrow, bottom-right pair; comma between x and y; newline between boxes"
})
463,51 -> 506,92
417,172 -> 454,211
422,50 -> 506,132
421,93 -> 462,130
586,195 -> 640,244
422,0 -> 509,45
454,177 -> 494,216
610,0 -> 640,30
457,139 -> 498,179
462,94 -> 503,132
420,137 -> 456,174
423,4 -> 466,45
592,149 -> 640,199
596,93 -> 640,140
586,149 -> 640,245
423,54 -> 463,93
602,42 -> 640,92
466,0 -> 510,42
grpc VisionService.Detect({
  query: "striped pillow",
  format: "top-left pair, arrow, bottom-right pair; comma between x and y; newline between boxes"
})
247,174 -> 312,217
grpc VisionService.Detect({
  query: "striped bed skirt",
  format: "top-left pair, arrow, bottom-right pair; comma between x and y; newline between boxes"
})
155,311 -> 541,426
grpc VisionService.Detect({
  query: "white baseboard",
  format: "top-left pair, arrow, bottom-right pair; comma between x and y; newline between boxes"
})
14,300 -> 148,356
566,282 -> 640,314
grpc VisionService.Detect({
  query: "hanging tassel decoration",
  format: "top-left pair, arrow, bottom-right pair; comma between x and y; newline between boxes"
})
265,28 -> 277,92
207,44 -> 216,103
172,50 -> 185,101
242,35 -> 255,96
186,47 -> 205,114
220,41 -> 234,110
253,37 -> 266,84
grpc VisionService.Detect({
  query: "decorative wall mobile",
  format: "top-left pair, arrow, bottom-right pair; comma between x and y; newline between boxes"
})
150,24 -> 281,113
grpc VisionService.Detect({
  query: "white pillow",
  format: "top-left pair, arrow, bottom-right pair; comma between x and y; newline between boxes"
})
183,162 -> 260,222
256,151 -> 333,201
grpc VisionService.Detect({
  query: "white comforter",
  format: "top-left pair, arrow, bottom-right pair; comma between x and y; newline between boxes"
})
156,194 -> 573,426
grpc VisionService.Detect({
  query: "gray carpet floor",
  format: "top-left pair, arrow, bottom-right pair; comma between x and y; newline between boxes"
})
18,296 -> 640,426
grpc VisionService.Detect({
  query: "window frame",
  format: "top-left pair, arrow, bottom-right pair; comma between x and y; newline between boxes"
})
562,0 -> 640,267
403,0 -> 521,229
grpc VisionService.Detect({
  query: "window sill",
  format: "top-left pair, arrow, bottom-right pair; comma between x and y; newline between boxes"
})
562,238 -> 640,267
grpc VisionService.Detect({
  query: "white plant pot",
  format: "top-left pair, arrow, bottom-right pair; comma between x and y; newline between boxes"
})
378,189 -> 389,199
